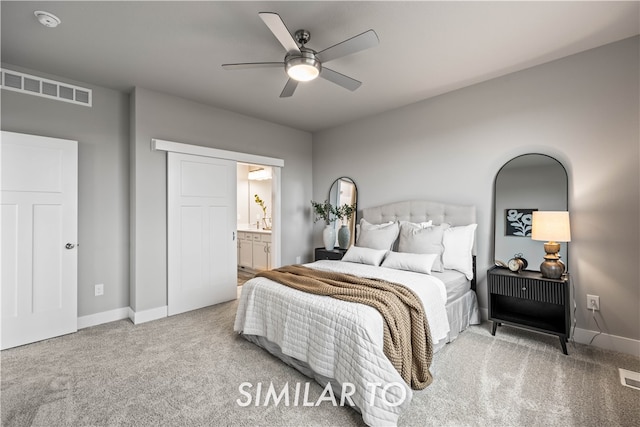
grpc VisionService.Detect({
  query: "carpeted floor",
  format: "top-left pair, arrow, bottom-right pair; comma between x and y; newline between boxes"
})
2,294 -> 639,427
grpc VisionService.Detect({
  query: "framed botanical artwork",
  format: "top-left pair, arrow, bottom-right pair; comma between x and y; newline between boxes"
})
505,208 -> 537,237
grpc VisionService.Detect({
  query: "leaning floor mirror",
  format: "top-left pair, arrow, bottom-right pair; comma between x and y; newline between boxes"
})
493,154 -> 569,271
329,177 -> 358,249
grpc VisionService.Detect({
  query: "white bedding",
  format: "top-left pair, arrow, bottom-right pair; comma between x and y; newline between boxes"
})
234,260 -> 451,426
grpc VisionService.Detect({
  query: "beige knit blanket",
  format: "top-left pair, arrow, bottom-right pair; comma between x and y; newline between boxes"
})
256,265 -> 433,390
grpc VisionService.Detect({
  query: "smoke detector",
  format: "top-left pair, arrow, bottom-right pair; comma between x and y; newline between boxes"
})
34,11 -> 61,28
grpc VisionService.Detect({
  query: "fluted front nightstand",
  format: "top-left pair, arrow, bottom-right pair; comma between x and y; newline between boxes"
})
488,266 -> 571,354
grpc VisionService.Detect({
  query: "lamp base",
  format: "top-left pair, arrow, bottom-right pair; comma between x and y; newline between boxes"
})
540,259 -> 565,279
540,240 -> 565,279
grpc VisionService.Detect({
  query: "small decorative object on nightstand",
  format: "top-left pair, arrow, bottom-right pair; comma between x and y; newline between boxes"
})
314,247 -> 347,261
507,253 -> 528,273
488,266 -> 571,354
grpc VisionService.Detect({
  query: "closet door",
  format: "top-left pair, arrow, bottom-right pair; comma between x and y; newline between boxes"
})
167,153 -> 237,316
1,131 -> 78,349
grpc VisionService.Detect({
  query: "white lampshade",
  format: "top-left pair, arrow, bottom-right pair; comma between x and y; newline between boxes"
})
531,211 -> 571,242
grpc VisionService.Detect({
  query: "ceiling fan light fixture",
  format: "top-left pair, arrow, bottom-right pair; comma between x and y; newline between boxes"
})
287,63 -> 319,81
285,51 -> 321,82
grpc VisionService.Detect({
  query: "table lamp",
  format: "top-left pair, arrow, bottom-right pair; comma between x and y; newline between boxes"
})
531,211 -> 571,279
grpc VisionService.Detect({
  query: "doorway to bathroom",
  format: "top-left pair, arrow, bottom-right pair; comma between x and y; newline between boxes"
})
237,164 -> 274,285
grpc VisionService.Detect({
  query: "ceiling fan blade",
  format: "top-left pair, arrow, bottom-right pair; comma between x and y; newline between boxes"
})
279,78 -> 299,98
259,12 -> 301,54
222,62 -> 283,70
320,67 -> 362,91
316,29 -> 379,63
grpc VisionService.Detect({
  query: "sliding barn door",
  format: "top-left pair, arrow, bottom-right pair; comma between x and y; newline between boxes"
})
1,131 -> 78,349
167,153 -> 237,316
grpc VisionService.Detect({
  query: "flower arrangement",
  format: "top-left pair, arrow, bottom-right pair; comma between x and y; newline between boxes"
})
254,194 -> 267,218
335,203 -> 356,225
311,200 -> 337,225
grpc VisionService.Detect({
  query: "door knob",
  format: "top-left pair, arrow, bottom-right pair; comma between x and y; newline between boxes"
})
65,243 -> 76,249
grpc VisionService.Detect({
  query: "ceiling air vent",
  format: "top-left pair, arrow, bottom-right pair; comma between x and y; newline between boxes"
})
1,68 -> 92,107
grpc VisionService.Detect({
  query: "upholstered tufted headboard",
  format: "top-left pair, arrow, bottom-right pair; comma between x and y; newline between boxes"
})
362,200 -> 476,228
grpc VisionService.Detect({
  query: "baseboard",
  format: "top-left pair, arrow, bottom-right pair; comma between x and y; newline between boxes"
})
78,307 -> 130,329
479,307 -> 638,356
78,305 -> 170,328
573,328 -> 640,357
128,305 -> 167,325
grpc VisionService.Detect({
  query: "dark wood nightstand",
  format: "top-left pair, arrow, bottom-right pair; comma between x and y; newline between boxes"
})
488,266 -> 571,354
314,247 -> 347,261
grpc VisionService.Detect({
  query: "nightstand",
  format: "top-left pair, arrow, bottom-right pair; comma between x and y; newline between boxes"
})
314,247 -> 347,261
487,266 -> 571,354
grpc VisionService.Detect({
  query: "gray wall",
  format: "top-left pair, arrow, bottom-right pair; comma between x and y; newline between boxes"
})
312,37 -> 640,341
130,87 -> 313,312
1,64 -> 130,317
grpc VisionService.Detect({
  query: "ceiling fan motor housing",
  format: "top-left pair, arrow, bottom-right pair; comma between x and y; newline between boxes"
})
285,48 -> 321,81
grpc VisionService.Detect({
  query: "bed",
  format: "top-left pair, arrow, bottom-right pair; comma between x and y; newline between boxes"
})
234,200 -> 480,426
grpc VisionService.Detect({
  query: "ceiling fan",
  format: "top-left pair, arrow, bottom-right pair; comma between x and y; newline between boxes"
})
222,12 -> 379,98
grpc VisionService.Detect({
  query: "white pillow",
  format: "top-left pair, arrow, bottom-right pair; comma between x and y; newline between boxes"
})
342,246 -> 388,266
398,222 -> 451,272
442,224 -> 477,280
356,219 -> 399,250
381,251 -> 438,275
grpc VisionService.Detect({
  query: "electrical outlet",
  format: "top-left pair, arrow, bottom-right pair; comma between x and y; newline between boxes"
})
587,294 -> 600,311
295,256 -> 301,264
95,283 -> 104,296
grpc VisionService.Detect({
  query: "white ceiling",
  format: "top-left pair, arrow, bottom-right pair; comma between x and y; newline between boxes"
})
2,1 -> 638,132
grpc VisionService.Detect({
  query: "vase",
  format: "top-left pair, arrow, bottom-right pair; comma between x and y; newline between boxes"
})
262,217 -> 271,230
338,225 -> 350,249
322,225 -> 336,251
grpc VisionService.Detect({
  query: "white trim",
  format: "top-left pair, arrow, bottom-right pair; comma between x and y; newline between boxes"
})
128,306 -> 168,325
271,167 -> 282,268
151,139 -> 284,168
78,308 -> 130,329
573,327 -> 640,357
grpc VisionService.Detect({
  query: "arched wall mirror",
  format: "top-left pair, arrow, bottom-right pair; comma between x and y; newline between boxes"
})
494,154 -> 569,270
329,177 -> 358,248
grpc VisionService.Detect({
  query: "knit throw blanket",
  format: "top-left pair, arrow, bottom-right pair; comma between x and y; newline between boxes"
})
256,265 -> 433,390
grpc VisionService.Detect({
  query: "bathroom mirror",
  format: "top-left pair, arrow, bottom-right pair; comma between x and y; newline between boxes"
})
329,177 -> 358,248
494,154 -> 569,270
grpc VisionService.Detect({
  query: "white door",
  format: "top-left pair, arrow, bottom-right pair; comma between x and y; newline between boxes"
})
1,131 -> 78,350
168,153 -> 237,316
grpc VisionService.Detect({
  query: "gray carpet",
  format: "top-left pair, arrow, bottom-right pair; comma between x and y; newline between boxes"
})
2,296 -> 639,427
